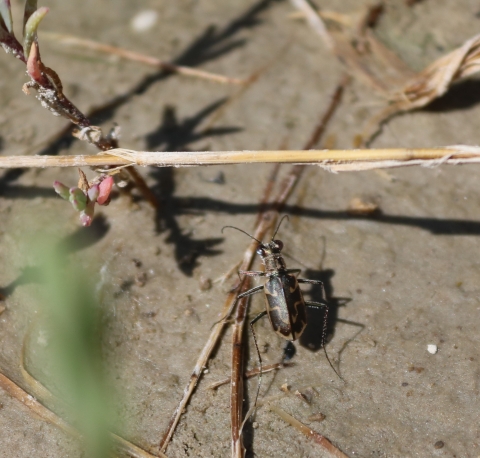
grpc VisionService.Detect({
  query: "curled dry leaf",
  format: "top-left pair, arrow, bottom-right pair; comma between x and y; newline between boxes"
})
361,33 -> 480,144
391,34 -> 480,109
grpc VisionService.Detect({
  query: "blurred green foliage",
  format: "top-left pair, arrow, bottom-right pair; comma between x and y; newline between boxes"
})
34,240 -> 112,458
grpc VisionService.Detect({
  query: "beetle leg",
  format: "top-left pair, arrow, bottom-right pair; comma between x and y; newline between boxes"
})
297,278 -> 324,285
239,270 -> 266,277
250,311 -> 268,408
237,284 -> 264,299
237,270 -> 266,284
286,268 -> 301,275
212,285 -> 264,330
250,310 -> 268,325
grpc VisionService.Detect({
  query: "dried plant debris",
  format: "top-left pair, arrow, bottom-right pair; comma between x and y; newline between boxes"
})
361,33 -> 480,144
347,197 -> 379,216
291,1 -> 480,145
269,404 -> 348,458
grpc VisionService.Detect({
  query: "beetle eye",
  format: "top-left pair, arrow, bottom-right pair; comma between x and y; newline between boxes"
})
256,246 -> 266,256
273,240 -> 283,251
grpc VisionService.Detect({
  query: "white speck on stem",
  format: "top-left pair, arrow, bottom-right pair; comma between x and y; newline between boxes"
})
427,344 -> 438,354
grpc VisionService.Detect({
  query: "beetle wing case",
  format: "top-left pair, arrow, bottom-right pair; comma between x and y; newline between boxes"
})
264,274 -> 307,341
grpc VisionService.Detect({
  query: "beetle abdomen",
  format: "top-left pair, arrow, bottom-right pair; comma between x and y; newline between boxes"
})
264,275 -> 307,340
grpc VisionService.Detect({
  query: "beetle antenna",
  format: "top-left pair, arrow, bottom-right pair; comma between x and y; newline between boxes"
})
221,226 -> 262,244
272,215 -> 289,240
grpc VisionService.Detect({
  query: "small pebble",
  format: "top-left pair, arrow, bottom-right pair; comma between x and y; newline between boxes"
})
434,440 -> 444,449
280,383 -> 290,393
199,277 -> 212,291
131,10 -> 159,33
294,390 -> 310,404
427,344 -> 438,354
308,413 -> 326,422
135,272 -> 147,287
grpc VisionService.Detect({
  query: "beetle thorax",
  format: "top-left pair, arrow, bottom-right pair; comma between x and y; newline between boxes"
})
256,240 -> 286,274
262,252 -> 287,273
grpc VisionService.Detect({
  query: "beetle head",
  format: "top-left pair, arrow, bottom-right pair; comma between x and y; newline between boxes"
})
256,239 -> 283,258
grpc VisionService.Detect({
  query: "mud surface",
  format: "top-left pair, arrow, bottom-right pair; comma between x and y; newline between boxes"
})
1,1 -> 480,457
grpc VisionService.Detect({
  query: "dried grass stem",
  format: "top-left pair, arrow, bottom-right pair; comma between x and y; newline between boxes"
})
1,146 -> 479,172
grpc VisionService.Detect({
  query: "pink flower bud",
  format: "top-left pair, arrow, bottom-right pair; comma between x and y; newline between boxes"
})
87,184 -> 100,203
79,202 -> 95,227
53,181 -> 70,200
97,176 -> 114,205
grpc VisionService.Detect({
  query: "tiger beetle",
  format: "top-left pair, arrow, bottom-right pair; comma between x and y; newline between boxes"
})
222,216 -> 341,404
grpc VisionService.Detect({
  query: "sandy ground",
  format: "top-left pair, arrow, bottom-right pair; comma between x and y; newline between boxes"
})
1,0 -> 480,457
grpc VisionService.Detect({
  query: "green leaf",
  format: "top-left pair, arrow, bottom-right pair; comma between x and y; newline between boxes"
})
69,187 -> 87,211
23,5 -> 47,58
53,181 -> 70,200
31,240 -> 113,458
23,0 -> 37,31
0,0 -> 13,34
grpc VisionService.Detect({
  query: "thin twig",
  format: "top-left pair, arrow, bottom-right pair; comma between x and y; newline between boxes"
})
207,363 -> 294,390
231,289 -> 250,458
125,166 -> 158,208
289,0 -> 334,50
269,404 -> 349,458
303,75 -> 350,150
3,146 -> 480,170
0,371 -> 165,458
289,10 -> 353,27
40,31 -> 245,85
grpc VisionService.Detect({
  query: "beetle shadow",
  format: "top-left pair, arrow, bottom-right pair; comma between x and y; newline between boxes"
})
298,267 -> 353,351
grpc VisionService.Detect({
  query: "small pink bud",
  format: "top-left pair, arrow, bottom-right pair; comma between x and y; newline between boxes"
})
26,41 -> 43,83
53,181 -> 70,200
69,187 -> 87,211
87,184 -> 100,203
79,212 -> 93,227
79,202 -> 95,227
97,176 -> 114,205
